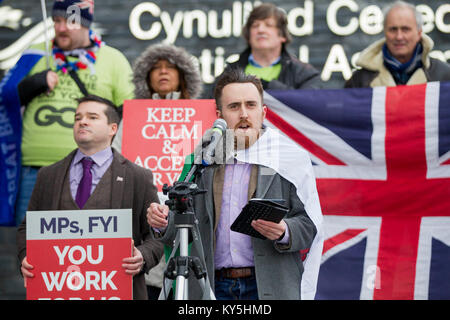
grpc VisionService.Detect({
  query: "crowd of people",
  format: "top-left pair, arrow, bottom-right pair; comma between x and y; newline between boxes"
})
6,0 -> 450,301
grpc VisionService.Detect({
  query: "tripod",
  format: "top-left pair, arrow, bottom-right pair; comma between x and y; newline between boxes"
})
159,163 -> 216,300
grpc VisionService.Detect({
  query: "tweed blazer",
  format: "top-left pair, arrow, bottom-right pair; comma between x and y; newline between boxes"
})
16,148 -> 163,300
157,164 -> 317,300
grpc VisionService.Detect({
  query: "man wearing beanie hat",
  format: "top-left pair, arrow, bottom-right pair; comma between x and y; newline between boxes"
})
11,0 -> 134,261
51,0 -> 95,51
52,0 -> 94,29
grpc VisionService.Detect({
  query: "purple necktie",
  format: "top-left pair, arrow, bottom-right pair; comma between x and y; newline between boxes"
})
75,157 -> 94,208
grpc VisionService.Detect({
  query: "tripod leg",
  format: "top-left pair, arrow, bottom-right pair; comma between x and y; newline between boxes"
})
162,221 -> 215,300
175,228 -> 190,300
175,274 -> 187,300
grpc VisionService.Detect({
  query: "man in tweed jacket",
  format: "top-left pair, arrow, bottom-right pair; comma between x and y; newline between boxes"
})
16,95 -> 163,300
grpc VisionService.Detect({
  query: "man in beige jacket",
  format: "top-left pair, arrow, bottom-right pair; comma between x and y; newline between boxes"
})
345,1 -> 450,88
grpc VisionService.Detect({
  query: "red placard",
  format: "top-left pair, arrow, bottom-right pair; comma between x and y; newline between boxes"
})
26,209 -> 133,300
122,99 -> 217,191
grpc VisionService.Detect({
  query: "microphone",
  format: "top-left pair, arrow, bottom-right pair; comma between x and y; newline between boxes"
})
200,118 -> 227,166
185,119 -> 227,182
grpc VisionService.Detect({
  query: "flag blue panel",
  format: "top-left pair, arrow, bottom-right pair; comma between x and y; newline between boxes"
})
438,82 -> 450,158
268,88 -> 374,159
428,238 -> 450,300
315,238 -> 367,300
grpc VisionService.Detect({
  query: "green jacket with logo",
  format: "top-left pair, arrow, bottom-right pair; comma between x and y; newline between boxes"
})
18,42 -> 134,167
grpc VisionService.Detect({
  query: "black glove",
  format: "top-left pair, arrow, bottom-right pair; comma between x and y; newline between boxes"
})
17,69 -> 50,106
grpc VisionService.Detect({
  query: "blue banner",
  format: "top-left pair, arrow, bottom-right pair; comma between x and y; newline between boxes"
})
0,50 -> 43,226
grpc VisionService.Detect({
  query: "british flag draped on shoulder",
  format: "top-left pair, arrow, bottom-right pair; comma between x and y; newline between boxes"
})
235,126 -> 324,300
263,81 -> 450,300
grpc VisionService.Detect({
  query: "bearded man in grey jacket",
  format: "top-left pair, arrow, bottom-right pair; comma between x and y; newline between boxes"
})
147,69 -> 323,300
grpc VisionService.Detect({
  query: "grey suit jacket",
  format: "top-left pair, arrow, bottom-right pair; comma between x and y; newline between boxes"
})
157,164 -> 317,300
16,148 -> 163,300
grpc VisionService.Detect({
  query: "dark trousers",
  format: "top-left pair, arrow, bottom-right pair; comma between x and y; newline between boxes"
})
214,275 -> 258,300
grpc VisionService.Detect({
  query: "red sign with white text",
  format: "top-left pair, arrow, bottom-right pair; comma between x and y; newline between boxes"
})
122,99 -> 217,191
26,209 -> 132,300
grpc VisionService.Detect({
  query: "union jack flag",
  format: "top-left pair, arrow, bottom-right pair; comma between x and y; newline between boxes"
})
263,81 -> 450,300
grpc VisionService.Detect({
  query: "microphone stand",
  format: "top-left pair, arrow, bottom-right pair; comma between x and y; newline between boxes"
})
184,163 -> 203,183
159,160 -> 215,300
159,122 -> 229,300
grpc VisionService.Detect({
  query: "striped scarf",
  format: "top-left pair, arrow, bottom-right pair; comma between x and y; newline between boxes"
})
52,30 -> 103,74
382,42 -> 423,85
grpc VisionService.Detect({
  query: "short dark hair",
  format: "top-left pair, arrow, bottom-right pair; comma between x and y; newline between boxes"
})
242,3 -> 292,46
214,69 -> 264,111
76,95 -> 120,125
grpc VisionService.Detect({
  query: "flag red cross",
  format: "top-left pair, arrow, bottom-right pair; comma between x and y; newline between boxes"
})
266,84 -> 450,299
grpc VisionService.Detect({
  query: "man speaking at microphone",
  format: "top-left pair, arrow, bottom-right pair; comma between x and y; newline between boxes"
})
147,69 -> 323,300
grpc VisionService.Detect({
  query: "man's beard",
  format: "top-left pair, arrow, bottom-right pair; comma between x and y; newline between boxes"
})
233,119 -> 260,150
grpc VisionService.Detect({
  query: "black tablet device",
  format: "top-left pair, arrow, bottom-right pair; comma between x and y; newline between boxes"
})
230,198 -> 289,239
